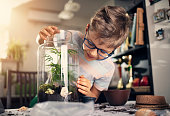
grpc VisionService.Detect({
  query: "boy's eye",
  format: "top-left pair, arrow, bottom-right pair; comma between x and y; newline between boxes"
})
100,50 -> 106,54
88,41 -> 94,46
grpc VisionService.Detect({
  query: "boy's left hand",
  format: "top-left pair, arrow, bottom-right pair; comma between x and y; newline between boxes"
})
77,75 -> 93,97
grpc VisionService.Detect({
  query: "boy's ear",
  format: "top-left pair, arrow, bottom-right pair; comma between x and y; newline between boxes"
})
85,24 -> 90,32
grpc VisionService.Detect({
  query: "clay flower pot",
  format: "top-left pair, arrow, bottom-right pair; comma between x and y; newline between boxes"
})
104,89 -> 131,106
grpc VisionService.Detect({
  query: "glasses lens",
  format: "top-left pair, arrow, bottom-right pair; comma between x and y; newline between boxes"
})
84,38 -> 95,49
98,50 -> 109,58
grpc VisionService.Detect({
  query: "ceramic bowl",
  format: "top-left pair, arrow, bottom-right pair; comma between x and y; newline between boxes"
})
104,89 -> 130,106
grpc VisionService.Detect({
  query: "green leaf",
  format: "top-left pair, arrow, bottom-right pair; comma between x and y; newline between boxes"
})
68,49 -> 77,55
45,48 -> 77,85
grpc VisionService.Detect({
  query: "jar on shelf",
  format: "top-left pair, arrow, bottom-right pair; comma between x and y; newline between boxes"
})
37,30 -> 79,102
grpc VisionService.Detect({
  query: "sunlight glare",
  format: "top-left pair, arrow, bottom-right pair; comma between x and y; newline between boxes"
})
0,0 -> 32,25
0,1 -> 12,25
0,0 -> 31,58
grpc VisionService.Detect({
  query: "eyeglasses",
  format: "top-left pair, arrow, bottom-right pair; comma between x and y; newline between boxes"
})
83,32 -> 114,60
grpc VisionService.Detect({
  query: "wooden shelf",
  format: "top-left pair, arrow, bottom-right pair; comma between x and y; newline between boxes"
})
154,19 -> 170,26
112,45 -> 147,58
111,0 -> 154,101
132,86 -> 150,93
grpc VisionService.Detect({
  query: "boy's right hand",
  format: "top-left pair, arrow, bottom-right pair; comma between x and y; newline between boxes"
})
77,75 -> 93,97
39,26 -> 60,40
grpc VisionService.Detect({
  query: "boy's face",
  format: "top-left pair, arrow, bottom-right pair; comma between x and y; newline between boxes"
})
83,30 -> 114,61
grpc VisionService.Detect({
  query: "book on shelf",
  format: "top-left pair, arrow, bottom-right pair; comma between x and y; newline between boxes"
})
114,36 -> 129,55
135,8 -> 144,45
114,12 -> 138,55
130,13 -> 137,47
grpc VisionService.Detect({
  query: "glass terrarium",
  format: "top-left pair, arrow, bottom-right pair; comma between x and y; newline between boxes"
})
37,31 -> 79,102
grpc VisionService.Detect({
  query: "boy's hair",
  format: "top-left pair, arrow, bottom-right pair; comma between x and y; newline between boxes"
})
90,6 -> 131,49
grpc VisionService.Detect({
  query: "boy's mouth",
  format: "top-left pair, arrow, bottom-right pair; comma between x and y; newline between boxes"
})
86,52 -> 95,59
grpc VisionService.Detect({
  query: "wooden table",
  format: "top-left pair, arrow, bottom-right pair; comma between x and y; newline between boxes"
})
0,101 -> 170,116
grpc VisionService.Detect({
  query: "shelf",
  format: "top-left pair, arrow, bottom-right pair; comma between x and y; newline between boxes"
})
132,86 -> 150,93
112,45 -> 147,58
131,91 -> 153,95
154,19 -> 170,26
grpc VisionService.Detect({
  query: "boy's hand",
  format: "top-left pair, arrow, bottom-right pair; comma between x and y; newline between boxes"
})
39,26 -> 60,40
77,75 -> 93,97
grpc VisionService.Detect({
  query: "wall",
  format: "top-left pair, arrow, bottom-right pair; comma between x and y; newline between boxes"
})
9,2 -> 88,71
145,0 -> 170,103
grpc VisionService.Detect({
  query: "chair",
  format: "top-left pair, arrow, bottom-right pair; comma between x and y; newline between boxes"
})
0,98 -> 4,114
6,70 -> 37,108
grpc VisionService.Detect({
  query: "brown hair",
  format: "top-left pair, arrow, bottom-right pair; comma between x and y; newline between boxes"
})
90,6 -> 131,49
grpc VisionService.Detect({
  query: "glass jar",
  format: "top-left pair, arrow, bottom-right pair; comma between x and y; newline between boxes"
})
37,31 -> 79,102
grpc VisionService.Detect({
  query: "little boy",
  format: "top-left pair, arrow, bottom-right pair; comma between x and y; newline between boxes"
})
36,6 -> 131,100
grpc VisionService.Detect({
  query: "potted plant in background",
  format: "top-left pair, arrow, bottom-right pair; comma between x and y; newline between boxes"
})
7,39 -> 25,71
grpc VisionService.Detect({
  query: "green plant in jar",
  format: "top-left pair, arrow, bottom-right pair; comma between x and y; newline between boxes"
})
38,46 -> 78,102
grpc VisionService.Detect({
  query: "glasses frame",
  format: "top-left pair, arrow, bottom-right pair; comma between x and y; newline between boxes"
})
83,31 -> 114,60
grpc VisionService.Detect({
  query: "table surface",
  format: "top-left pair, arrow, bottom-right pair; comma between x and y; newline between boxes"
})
0,101 -> 170,116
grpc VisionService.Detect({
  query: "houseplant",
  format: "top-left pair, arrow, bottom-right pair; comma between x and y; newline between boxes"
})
7,39 -> 25,71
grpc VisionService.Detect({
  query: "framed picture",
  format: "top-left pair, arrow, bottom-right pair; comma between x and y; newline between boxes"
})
153,9 -> 166,23
166,9 -> 170,20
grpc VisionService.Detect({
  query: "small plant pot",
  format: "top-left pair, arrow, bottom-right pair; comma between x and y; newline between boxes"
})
38,86 -> 63,102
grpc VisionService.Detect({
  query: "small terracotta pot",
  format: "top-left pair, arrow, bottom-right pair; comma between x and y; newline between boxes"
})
104,89 -> 131,106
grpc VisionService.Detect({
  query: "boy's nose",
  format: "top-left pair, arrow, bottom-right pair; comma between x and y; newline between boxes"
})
89,49 -> 98,57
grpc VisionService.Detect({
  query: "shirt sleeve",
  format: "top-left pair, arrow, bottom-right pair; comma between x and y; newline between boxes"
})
94,76 -> 112,91
94,65 -> 115,91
